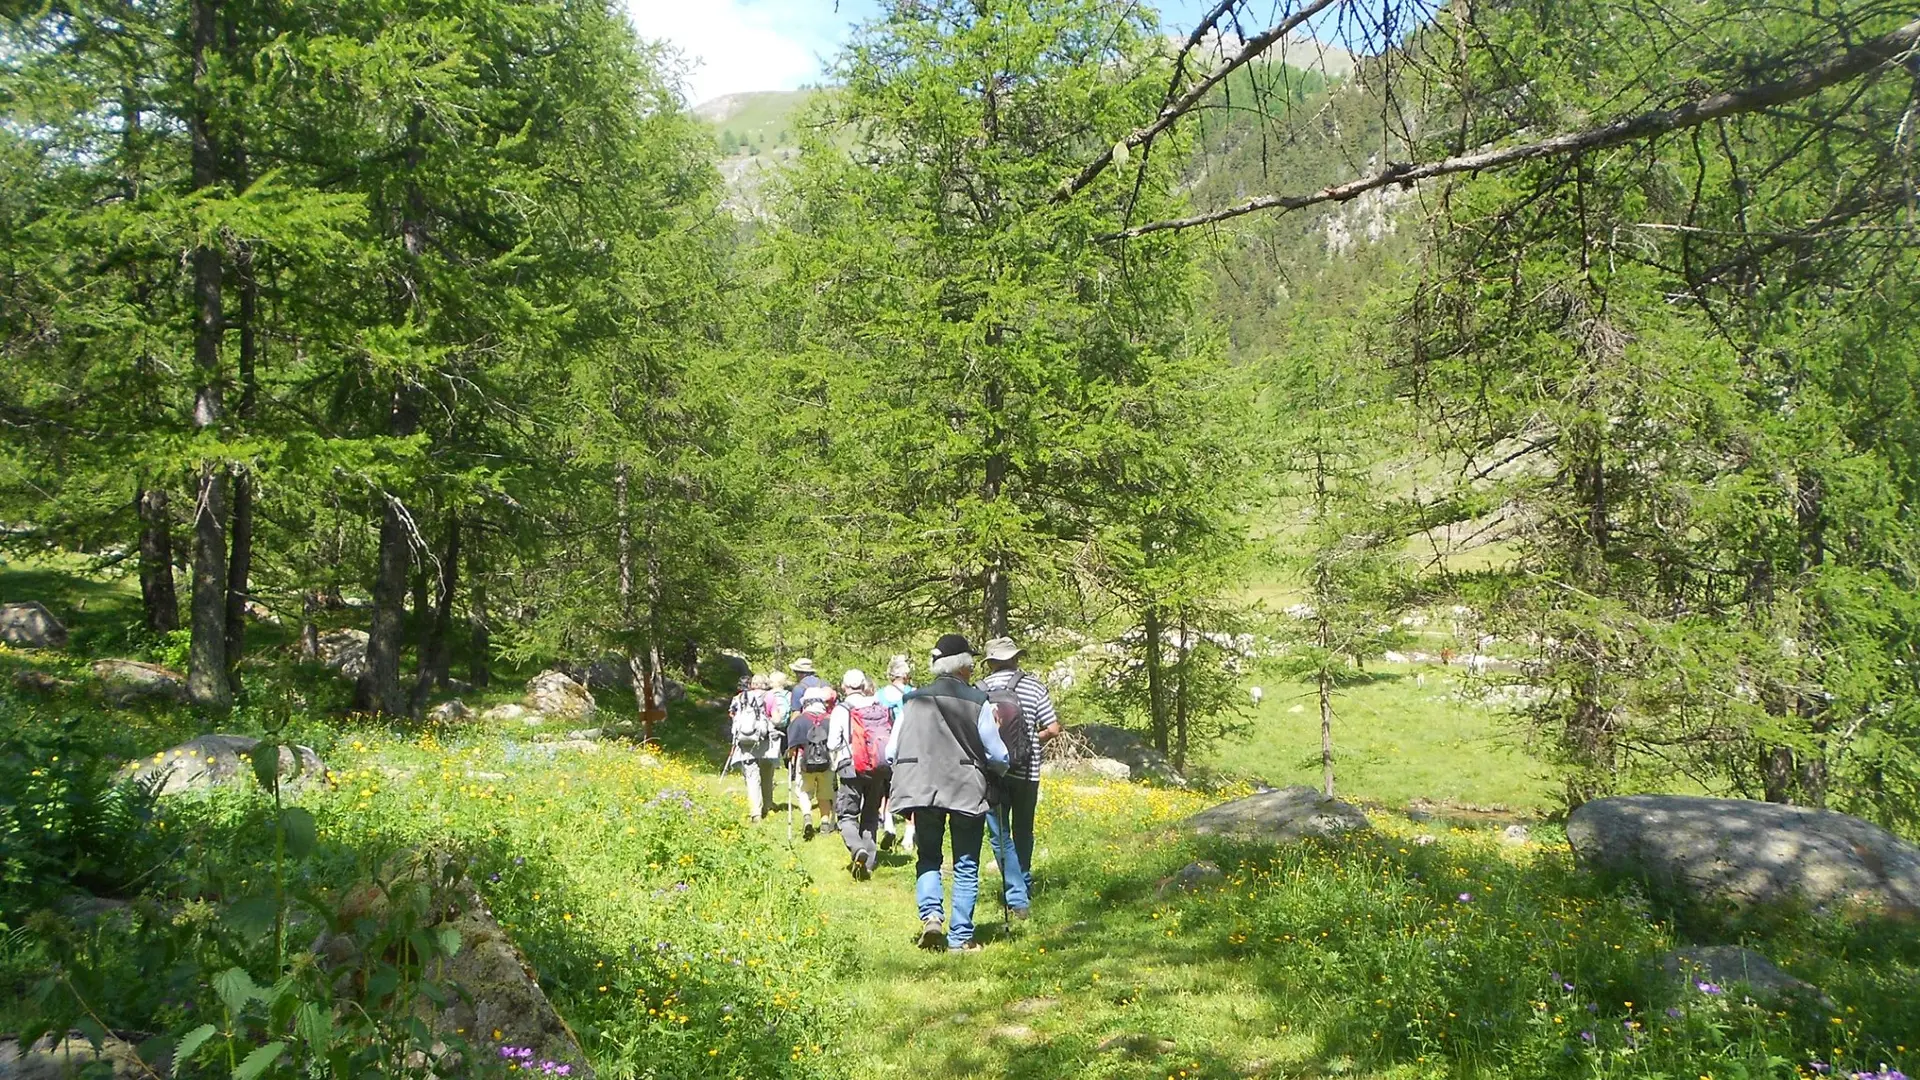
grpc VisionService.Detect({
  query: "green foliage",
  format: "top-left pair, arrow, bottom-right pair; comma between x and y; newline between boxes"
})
0,713 -> 165,913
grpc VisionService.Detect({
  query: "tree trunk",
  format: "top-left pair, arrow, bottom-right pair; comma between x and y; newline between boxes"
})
1143,603 -> 1169,755
1319,664 -> 1336,799
184,0 -> 229,710
219,7 -> 256,693
982,368 -> 1010,639
411,516 -> 460,713
137,487 -> 180,633
1795,468 -> 1828,806
361,104 -> 426,717
1173,611 -> 1190,773
299,591 -> 320,660
468,539 -> 490,689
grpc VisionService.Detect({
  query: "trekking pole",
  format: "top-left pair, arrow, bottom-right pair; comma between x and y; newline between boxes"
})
786,756 -> 795,846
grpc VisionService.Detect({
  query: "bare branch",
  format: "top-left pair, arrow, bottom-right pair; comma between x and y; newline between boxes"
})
1098,16 -> 1920,241
1054,0 -> 1346,202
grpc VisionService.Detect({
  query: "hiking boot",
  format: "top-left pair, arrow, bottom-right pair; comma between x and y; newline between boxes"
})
849,852 -> 870,882
803,821 -> 816,841
947,941 -> 982,954
879,829 -> 898,852
1007,907 -> 1030,922
916,916 -> 945,951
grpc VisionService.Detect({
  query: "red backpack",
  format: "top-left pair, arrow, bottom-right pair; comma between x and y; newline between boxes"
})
848,701 -> 895,776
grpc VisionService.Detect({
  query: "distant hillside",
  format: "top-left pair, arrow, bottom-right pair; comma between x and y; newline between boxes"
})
694,90 -> 816,157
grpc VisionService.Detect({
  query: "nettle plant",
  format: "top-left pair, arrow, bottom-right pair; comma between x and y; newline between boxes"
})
22,712 -> 511,1079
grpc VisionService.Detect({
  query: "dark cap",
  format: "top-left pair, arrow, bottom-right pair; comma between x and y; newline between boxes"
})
930,633 -> 974,661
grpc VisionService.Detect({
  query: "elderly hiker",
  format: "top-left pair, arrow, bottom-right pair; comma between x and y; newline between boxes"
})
980,636 -> 1062,916
828,668 -> 893,880
727,675 -> 779,821
886,633 -> 1009,952
788,657 -> 828,715
786,682 -> 837,839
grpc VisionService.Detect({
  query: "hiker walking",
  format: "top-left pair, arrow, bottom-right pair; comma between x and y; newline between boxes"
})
828,669 -> 893,880
886,634 -> 1009,952
785,682 -> 837,839
980,636 -> 1062,917
788,657 -> 828,715
727,675 -> 779,821
875,654 -> 914,850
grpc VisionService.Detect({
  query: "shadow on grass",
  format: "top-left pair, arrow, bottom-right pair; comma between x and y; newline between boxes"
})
875,820 -> 1920,1080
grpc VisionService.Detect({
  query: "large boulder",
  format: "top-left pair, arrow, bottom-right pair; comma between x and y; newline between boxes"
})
560,655 -> 688,703
1657,946 -> 1833,1008
118,734 -> 327,797
0,1033 -> 165,1078
1073,724 -> 1185,784
1183,786 -> 1371,843
314,628 -> 369,679
1040,756 -> 1133,782
90,659 -> 188,706
316,854 -> 590,1077
1567,795 -> 1920,915
0,601 -> 67,649
524,670 -> 595,722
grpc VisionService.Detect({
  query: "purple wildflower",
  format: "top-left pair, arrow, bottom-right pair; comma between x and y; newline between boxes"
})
1695,980 -> 1724,995
1809,1064 -> 1830,1076
1665,1007 -> 1682,1019
1563,982 -> 1576,993
1579,1030 -> 1595,1044
1457,892 -> 1473,902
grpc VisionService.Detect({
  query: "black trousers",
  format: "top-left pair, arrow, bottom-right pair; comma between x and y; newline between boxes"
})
836,769 -> 888,863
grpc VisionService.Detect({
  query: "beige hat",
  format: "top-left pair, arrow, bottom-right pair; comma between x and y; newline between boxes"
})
841,668 -> 870,693
886,654 -> 911,679
983,637 -> 1023,662
791,657 -> 816,674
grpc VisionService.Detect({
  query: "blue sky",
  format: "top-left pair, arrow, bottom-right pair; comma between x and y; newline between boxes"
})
623,1 -> 1261,105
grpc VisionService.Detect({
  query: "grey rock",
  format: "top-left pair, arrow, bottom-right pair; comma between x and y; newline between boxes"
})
479,703 -> 535,725
0,1033 -> 166,1079
563,727 -> 603,742
1158,860 -> 1225,896
1041,756 -> 1132,781
0,601 -> 66,649
1658,946 -> 1833,1007
1501,824 -> 1531,845
315,854 -> 591,1078
314,628 -> 369,679
541,739 -> 601,755
1075,723 -> 1185,784
426,699 -> 472,724
524,669 -> 596,721
1007,997 -> 1058,1016
1096,1033 -> 1175,1057
119,734 -> 327,797
1183,786 -> 1371,843
990,1024 -> 1035,1041
90,659 -> 188,706
12,669 -> 74,694
1567,795 -> 1920,915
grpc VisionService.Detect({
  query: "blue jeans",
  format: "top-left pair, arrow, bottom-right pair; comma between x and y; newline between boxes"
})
913,808 -> 985,947
988,779 -> 1036,911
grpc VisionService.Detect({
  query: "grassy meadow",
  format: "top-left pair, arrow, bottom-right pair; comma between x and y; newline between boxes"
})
4,560 -> 1919,1079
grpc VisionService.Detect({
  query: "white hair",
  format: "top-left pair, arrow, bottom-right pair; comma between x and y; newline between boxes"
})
931,652 -> 974,677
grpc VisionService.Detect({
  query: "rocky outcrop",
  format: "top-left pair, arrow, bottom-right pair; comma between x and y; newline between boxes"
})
524,670 -> 595,722
90,659 -> 188,706
426,699 -> 472,724
479,703 -> 537,725
0,601 -> 67,649
1063,724 -> 1185,784
118,734 -> 327,797
1157,860 -> 1225,896
316,853 -> 590,1077
1182,786 -> 1370,843
1567,795 -> 1920,915
0,1033 -> 166,1078
314,628 -> 369,679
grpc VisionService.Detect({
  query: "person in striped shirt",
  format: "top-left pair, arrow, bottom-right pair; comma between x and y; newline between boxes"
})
979,636 -> 1062,917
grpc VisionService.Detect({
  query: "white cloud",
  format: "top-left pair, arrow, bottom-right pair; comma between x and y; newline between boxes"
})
624,0 -> 876,105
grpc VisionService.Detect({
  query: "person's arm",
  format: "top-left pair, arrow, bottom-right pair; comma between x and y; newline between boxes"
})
1027,676 -> 1064,742
884,710 -> 902,765
828,706 -> 849,751
975,701 -> 1010,769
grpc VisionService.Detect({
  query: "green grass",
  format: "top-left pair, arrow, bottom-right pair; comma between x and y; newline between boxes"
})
7,559 -> 1920,1079
700,90 -> 816,154
1207,668 -> 1557,814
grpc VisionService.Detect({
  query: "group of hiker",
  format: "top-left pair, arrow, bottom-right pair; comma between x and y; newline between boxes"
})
724,634 -> 1062,952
